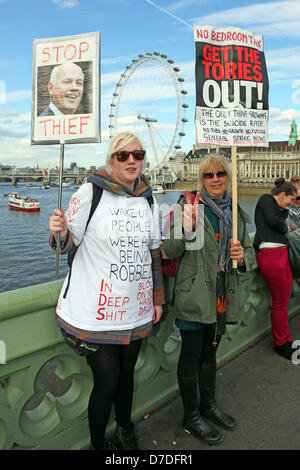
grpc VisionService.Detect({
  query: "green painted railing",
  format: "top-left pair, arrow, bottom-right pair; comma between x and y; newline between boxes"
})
0,257 -> 299,450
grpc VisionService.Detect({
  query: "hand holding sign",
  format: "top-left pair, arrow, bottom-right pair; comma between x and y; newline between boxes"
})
230,238 -> 244,266
49,208 -> 68,239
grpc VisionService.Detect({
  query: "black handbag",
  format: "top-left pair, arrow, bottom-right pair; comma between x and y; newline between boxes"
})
287,235 -> 300,278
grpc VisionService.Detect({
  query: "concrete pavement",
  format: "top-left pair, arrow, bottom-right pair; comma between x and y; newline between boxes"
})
135,313 -> 300,451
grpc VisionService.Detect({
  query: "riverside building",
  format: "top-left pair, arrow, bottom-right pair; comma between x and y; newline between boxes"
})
169,120 -> 300,183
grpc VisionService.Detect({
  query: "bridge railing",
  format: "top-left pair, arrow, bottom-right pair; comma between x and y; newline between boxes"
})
0,258 -> 299,450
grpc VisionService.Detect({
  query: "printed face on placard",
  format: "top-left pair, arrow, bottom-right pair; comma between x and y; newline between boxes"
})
109,139 -> 144,190
48,62 -> 84,114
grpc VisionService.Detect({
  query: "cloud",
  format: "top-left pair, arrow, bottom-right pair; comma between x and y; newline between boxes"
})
268,108 -> 300,138
51,0 -> 79,8
266,46 -> 300,69
0,127 -> 28,138
0,109 -> 31,127
0,134 -> 106,168
102,55 -> 134,66
262,46 -> 300,85
253,20 -> 300,39
0,105 -> 18,117
4,90 -> 31,103
101,70 -> 126,86
269,124 -> 291,137
270,107 -> 300,122
192,1 -> 300,38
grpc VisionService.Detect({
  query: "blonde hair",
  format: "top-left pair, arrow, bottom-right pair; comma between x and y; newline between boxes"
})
290,175 -> 300,190
198,153 -> 232,189
106,132 -> 147,173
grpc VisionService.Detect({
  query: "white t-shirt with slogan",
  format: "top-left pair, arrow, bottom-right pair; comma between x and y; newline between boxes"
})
57,183 -> 161,332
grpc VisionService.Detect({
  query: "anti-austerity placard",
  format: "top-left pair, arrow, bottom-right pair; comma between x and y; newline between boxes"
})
31,32 -> 100,145
194,25 -> 269,147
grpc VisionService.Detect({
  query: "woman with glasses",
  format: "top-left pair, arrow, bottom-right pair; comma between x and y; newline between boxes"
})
254,178 -> 297,360
49,132 -> 164,450
163,153 -> 254,445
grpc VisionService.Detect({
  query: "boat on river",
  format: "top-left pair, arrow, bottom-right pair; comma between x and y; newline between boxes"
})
8,192 -> 40,212
24,183 -> 43,189
152,186 -> 165,194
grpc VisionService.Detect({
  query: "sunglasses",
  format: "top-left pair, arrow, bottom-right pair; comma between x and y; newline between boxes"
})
203,170 -> 227,179
295,196 -> 300,201
113,150 -> 146,162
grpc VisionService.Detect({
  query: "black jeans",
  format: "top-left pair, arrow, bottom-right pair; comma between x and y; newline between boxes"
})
86,340 -> 143,450
177,324 -> 221,378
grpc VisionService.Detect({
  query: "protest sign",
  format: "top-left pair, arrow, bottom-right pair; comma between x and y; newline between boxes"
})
31,31 -> 100,145
194,25 -> 269,147
31,32 -> 100,274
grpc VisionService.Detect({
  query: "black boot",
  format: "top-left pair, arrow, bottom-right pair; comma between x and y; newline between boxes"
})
178,375 -> 224,445
90,439 -> 111,450
198,362 -> 237,431
112,422 -> 138,450
274,342 -> 293,360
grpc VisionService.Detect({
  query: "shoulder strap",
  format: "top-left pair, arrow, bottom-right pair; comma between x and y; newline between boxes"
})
66,184 -> 103,269
146,195 -> 154,212
85,183 -> 103,230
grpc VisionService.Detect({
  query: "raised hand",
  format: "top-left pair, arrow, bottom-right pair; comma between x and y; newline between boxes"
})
182,189 -> 200,231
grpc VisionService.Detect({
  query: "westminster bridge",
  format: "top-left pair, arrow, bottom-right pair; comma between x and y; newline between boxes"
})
0,169 -> 88,185
0,243 -> 299,450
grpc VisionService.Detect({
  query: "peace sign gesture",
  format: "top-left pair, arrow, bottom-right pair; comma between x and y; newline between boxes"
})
182,189 -> 200,231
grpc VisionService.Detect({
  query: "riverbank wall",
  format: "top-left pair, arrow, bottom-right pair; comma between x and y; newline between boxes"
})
168,181 -> 273,195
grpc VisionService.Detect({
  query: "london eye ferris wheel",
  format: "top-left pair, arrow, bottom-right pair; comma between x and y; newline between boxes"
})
108,51 -> 189,183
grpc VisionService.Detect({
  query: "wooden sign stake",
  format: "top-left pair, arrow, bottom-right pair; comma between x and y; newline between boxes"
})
231,146 -> 238,269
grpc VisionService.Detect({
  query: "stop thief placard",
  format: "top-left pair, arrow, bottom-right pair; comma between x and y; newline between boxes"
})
194,25 -> 269,147
31,32 -> 100,145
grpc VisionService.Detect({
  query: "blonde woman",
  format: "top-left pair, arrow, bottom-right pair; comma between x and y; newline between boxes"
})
163,153 -> 254,445
49,132 -> 164,450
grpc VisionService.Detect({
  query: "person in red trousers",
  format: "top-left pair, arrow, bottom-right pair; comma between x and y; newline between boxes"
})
254,178 -> 297,360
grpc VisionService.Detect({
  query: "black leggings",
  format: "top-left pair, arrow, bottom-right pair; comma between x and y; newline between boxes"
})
177,324 -> 221,378
87,339 -> 142,450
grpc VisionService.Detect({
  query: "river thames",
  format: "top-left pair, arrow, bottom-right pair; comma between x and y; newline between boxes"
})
0,181 -> 260,293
